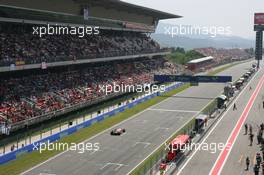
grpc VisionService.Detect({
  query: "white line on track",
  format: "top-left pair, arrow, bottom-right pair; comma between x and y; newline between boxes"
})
89,149 -> 102,155
176,68 -> 261,175
132,142 -> 151,148
154,127 -> 170,131
148,108 -> 199,113
100,162 -> 128,171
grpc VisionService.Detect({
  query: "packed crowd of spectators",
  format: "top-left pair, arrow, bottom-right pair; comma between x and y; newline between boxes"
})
0,57 -> 179,125
0,25 -> 162,66
194,47 -> 253,64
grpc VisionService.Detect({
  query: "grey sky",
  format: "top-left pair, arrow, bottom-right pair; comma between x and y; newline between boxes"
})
122,0 -> 264,39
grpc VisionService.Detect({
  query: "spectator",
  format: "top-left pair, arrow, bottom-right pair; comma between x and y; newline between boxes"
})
0,57 -> 180,128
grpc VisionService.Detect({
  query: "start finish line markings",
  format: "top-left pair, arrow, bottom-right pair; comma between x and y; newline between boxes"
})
100,162 -> 128,171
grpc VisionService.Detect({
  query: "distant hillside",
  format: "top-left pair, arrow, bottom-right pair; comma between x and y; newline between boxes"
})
152,23 -> 254,49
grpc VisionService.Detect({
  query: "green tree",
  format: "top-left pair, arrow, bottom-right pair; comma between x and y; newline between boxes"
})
166,48 -> 204,65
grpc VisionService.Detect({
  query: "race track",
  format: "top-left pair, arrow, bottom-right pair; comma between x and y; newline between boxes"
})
22,61 -> 255,175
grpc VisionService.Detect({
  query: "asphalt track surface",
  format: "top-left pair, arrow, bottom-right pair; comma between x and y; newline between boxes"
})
177,62 -> 264,175
21,61 -> 254,175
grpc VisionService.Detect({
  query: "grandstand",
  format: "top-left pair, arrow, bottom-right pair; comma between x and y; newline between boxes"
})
0,0 -> 181,134
195,47 -> 253,64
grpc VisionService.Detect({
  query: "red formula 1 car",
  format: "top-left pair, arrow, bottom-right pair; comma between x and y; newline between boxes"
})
110,128 -> 126,136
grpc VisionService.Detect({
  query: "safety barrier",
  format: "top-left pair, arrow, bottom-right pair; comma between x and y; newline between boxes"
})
0,82 -> 184,165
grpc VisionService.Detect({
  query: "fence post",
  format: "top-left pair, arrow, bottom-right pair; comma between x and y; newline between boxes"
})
25,132 -> 27,145
29,134 -> 31,144
16,136 -> 19,150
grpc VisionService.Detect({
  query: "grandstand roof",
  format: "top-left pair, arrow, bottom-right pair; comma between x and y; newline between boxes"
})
0,0 -> 181,32
77,0 -> 181,19
188,56 -> 214,64
0,5 -> 124,30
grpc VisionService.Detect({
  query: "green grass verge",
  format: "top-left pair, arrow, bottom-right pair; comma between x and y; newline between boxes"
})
0,84 -> 190,175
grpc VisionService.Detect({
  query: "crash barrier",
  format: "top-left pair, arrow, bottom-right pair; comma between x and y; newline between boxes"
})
0,82 -> 184,165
